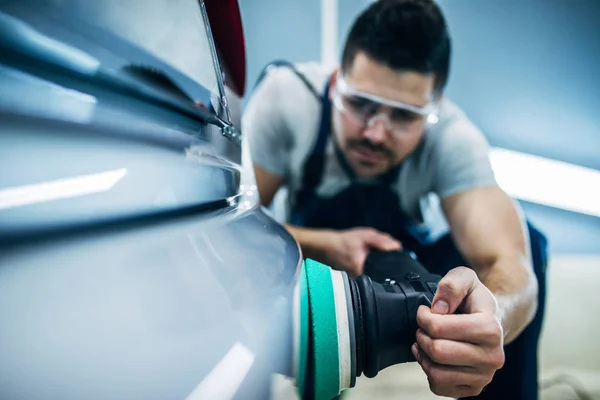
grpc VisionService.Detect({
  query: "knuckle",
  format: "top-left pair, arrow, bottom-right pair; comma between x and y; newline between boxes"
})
361,227 -> 376,235
429,381 -> 451,397
430,384 -> 445,397
429,339 -> 445,362
450,266 -> 475,282
426,378 -> 438,394
495,326 -> 504,342
422,363 -> 433,377
472,374 -> 494,395
438,278 -> 459,296
487,321 -> 504,343
416,307 -> 425,325
465,386 -> 483,397
455,266 -> 473,275
490,349 -> 505,369
420,354 -> 434,376
489,315 -> 502,331
427,320 -> 443,338
481,315 -> 502,341
428,368 -> 444,385
485,371 -> 497,385
417,312 -> 433,334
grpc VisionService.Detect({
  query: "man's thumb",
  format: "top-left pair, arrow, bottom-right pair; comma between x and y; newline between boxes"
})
431,266 -> 477,314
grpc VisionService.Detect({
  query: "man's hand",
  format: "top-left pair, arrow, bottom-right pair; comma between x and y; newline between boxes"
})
413,267 -> 505,398
285,225 -> 401,277
322,228 -> 401,277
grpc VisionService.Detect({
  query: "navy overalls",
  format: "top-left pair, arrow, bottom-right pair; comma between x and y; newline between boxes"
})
255,62 -> 548,400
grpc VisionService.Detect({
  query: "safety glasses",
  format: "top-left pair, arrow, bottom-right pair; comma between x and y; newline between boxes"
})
332,75 -> 439,134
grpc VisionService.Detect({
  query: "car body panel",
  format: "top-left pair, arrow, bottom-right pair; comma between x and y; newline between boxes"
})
1,204 -> 300,400
0,2 -> 302,399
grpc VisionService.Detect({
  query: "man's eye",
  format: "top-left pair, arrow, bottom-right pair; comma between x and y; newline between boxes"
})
392,108 -> 421,123
345,96 -> 376,111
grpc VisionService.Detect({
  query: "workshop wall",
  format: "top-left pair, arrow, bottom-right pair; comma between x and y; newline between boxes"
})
238,0 -> 372,100
437,0 -> 600,170
435,0 -> 600,254
238,0 -> 322,99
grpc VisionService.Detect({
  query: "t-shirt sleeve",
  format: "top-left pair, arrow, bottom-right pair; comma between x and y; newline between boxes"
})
242,68 -> 292,177
432,115 -> 498,199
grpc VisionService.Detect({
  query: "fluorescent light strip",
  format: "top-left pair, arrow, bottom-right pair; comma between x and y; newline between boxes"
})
321,0 -> 338,69
490,148 -> 600,217
0,168 -> 127,210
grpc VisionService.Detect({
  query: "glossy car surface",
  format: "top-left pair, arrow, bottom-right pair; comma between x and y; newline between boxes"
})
0,1 -> 302,399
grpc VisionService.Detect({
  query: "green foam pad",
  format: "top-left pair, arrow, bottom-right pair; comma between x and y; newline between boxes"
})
296,261 -> 309,397
305,258 -> 340,400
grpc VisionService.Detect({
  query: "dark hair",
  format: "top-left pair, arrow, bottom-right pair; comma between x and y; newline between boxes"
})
341,0 -> 451,93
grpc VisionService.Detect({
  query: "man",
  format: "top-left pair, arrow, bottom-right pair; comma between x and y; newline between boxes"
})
243,0 -> 546,398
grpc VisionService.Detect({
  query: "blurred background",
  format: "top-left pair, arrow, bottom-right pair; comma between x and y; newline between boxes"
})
238,0 -> 600,399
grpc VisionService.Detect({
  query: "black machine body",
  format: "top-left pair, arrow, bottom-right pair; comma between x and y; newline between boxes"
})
349,250 -> 443,379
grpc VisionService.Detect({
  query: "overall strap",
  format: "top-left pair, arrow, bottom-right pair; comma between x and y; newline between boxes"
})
299,74 -> 334,192
251,59 -> 321,101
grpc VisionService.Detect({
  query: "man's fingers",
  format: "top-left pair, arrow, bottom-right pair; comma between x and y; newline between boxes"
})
417,305 -> 503,346
342,248 -> 369,278
360,229 -> 402,251
416,328 -> 505,369
350,254 -> 367,278
431,266 -> 475,314
431,266 -> 496,315
412,344 -> 490,398
416,328 -> 480,367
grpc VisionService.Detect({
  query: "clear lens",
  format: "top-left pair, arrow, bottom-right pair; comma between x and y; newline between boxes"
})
334,75 -> 438,134
341,95 -> 379,121
390,108 -> 422,124
335,91 -> 425,134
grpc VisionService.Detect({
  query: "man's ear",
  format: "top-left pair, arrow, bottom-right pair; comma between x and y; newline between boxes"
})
436,90 -> 445,102
328,67 -> 340,100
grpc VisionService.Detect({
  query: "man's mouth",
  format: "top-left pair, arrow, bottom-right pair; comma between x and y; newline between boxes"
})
351,145 -> 387,164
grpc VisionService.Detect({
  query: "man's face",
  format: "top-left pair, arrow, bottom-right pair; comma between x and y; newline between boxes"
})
331,52 -> 437,178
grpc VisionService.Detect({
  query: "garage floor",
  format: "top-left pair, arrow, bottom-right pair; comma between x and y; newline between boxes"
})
345,255 -> 600,400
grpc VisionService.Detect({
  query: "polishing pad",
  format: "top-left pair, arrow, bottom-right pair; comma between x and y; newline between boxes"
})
292,259 -> 309,398
300,259 -> 355,400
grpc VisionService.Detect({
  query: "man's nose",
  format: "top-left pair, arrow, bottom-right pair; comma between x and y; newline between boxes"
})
363,115 -> 389,143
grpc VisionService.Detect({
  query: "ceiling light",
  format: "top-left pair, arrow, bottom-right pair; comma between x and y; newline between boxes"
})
490,148 -> 600,217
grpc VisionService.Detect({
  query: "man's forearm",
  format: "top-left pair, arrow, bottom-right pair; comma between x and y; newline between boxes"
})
477,255 -> 538,344
284,224 -> 333,262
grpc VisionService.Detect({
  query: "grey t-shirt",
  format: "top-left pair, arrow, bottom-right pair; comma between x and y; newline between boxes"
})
243,62 -> 497,237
